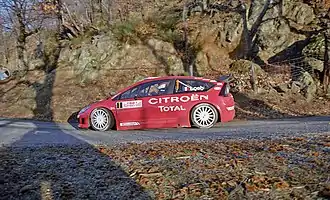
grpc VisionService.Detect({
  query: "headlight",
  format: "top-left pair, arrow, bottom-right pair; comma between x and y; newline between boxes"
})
78,105 -> 91,115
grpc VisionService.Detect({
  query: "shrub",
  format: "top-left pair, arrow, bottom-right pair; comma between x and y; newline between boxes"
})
111,20 -> 140,44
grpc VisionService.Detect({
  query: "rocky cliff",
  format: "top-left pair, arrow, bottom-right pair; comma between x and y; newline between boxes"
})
2,0 -> 328,76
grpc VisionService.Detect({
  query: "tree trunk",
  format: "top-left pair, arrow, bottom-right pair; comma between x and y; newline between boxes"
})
322,29 -> 330,93
107,0 -> 112,25
230,0 -> 271,60
16,8 -> 28,73
241,9 -> 252,59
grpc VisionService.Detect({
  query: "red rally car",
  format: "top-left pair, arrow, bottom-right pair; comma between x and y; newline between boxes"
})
77,75 -> 235,131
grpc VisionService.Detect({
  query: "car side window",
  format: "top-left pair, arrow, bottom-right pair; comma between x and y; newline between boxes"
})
120,86 -> 139,100
119,80 -> 173,100
174,79 -> 214,93
137,80 -> 172,97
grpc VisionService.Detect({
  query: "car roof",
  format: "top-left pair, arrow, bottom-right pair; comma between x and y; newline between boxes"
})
136,75 -> 219,89
143,76 -> 214,81
111,75 -> 219,99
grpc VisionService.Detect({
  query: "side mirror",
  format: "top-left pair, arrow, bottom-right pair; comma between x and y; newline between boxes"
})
109,91 -> 117,96
0,68 -> 12,84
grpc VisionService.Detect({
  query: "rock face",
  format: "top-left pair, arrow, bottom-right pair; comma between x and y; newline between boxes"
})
189,0 -> 316,58
195,42 -> 232,76
298,71 -> 317,101
303,33 -> 326,73
230,59 -> 264,75
258,19 -> 306,61
57,35 -> 184,83
282,0 -> 315,25
0,0 -> 326,97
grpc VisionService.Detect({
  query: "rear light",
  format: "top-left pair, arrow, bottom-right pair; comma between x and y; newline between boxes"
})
219,83 -> 230,96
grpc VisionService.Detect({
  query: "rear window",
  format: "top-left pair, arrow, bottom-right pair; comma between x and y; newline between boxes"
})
174,79 -> 215,93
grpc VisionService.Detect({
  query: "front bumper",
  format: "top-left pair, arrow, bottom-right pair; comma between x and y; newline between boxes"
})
77,113 -> 90,129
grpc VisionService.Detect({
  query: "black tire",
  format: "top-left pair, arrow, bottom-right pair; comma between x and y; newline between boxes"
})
89,108 -> 115,131
190,103 -> 218,129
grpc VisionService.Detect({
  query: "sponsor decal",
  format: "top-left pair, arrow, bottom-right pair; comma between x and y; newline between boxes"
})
158,105 -> 186,112
226,106 -> 235,111
116,100 -> 142,109
189,86 -> 205,91
120,122 -> 140,126
148,94 -> 208,105
214,87 -> 221,90
177,80 -> 205,91
217,82 -> 223,86
149,94 -> 208,112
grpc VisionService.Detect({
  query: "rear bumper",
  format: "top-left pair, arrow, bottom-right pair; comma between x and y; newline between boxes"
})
221,106 -> 236,122
77,114 -> 90,129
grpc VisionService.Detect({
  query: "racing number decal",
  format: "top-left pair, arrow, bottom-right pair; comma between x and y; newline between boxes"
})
116,102 -> 123,109
116,100 -> 142,109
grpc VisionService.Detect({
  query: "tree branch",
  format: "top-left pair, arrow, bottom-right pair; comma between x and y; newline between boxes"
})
250,0 -> 271,39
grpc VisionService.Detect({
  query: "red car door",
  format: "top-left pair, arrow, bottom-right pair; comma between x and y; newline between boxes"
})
115,79 -> 175,129
136,79 -> 176,129
115,98 -> 145,128
142,93 -> 183,128
114,85 -> 146,129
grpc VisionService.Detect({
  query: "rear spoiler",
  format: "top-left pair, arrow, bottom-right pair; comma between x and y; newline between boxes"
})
217,74 -> 234,83
217,74 -> 239,94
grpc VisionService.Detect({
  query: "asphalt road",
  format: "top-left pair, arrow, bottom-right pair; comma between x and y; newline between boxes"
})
0,116 -> 329,147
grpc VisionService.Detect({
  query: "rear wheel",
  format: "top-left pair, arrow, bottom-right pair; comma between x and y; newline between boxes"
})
90,108 -> 114,131
191,103 -> 218,129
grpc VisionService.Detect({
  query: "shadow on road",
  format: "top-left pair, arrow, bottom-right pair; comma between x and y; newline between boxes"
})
67,111 -> 80,130
0,29 -> 152,200
0,119 -> 152,200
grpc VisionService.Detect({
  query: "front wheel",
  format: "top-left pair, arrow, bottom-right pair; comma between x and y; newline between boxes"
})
191,103 -> 218,129
90,108 -> 115,131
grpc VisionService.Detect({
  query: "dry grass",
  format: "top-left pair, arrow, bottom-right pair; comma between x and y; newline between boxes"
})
2,133 -> 329,199
98,133 -> 330,199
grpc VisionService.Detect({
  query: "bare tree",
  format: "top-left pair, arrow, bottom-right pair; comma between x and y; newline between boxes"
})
0,18 -> 9,65
0,0 -> 48,73
317,1 -> 330,90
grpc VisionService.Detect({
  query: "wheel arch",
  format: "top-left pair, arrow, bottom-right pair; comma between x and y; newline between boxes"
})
88,106 -> 117,130
188,102 -> 222,126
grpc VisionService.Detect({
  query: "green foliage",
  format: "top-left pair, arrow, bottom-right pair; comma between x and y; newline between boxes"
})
148,11 -> 182,43
111,9 -> 182,44
155,14 -> 180,31
157,29 -> 181,44
70,29 -> 98,47
182,71 -> 191,76
42,32 -> 60,70
111,20 -> 139,44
